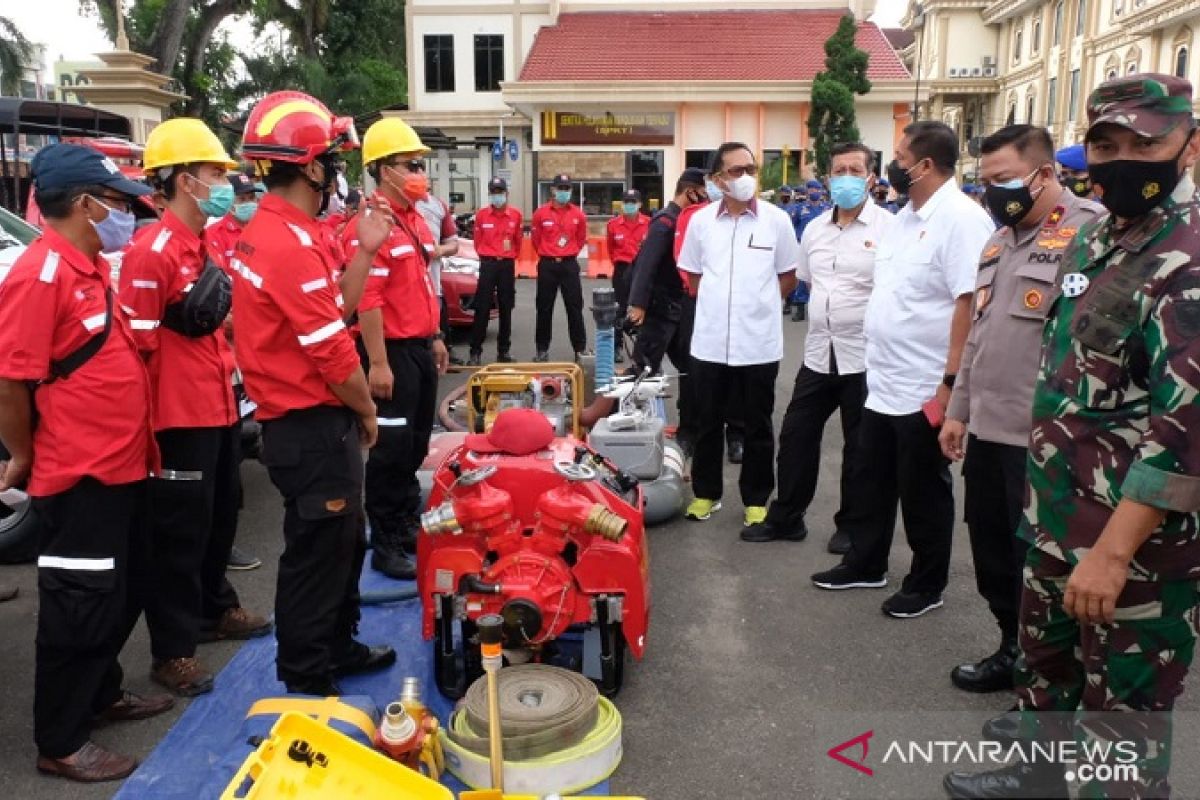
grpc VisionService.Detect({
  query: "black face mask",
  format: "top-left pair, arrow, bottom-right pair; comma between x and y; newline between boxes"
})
886,159 -> 913,195
1089,131 -> 1193,219
983,169 -> 1042,228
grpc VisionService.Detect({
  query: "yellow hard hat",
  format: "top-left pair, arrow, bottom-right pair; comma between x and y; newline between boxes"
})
143,117 -> 239,175
362,117 -> 430,166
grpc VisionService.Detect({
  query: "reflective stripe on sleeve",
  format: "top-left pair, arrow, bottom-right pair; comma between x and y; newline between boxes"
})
151,228 -> 173,253
377,417 -> 408,427
335,293 -> 345,308
38,555 -> 115,571
288,224 -> 313,247
388,245 -> 413,258
131,279 -> 158,289
130,319 -> 160,330
39,252 -> 61,283
301,277 -> 328,293
369,268 -> 390,277
297,318 -> 346,346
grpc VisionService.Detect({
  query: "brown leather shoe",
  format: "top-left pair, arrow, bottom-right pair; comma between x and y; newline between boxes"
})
199,606 -> 273,643
36,741 -> 137,783
94,690 -> 175,725
150,657 -> 214,697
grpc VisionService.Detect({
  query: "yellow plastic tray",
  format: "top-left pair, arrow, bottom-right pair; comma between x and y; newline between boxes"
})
222,711 -> 454,800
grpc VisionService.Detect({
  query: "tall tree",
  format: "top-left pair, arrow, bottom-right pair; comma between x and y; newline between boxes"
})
0,15 -> 35,96
806,14 -> 872,177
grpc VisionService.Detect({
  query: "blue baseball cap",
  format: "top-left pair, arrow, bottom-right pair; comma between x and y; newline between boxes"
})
32,142 -> 152,197
805,179 -> 822,189
1056,143 -> 1087,171
778,185 -> 793,194
876,178 -> 891,188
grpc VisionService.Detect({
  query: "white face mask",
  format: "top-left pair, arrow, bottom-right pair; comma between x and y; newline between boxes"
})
726,174 -> 758,202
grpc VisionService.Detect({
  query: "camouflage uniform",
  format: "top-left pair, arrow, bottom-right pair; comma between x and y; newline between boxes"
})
1016,75 -> 1200,800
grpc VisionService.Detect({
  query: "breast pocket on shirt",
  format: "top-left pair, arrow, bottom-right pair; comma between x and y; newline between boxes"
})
1007,262 -> 1059,322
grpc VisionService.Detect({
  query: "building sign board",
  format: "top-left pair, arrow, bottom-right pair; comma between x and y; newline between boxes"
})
541,111 -> 674,146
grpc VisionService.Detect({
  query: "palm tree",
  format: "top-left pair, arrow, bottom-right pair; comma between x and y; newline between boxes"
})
0,16 -> 34,96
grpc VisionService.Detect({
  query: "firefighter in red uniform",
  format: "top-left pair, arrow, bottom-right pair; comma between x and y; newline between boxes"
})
531,173 -> 589,362
606,188 -> 650,321
468,176 -> 522,366
343,117 -> 449,580
121,119 -> 272,698
234,91 -> 396,696
204,171 -> 260,270
0,143 -> 174,783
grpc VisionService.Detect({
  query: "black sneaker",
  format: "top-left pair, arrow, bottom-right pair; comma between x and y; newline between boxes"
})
826,529 -> 851,555
226,545 -> 262,571
881,590 -> 944,619
497,352 -> 515,363
467,351 -> 482,367
534,350 -> 550,363
811,563 -> 887,590
740,518 -> 808,543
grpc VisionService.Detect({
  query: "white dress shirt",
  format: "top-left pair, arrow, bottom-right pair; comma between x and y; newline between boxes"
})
678,199 -> 801,366
798,200 -> 895,375
863,179 -> 994,415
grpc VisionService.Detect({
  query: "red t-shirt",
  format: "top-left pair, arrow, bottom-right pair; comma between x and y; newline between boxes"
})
119,210 -> 237,431
342,199 -> 440,340
530,202 -> 587,258
0,228 -> 158,496
606,212 -> 650,264
473,205 -> 523,259
230,194 -> 360,420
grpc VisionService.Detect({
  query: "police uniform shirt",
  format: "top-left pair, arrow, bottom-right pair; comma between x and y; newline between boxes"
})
677,198 -> 800,366
947,192 -> 1103,447
863,179 -> 995,415
797,200 -> 895,374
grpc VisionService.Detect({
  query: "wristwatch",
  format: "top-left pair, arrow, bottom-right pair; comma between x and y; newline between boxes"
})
942,374 -> 957,388
432,332 -> 445,341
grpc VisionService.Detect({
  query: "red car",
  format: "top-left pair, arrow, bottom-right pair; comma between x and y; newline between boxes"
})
441,237 -> 498,327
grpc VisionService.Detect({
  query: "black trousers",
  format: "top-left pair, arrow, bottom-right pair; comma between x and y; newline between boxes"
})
767,364 -> 867,529
469,257 -> 516,354
33,478 -> 151,758
691,358 -> 778,506
843,408 -> 955,595
144,423 -> 241,660
612,261 -> 633,317
633,294 -> 696,438
535,257 -> 586,352
359,338 -> 437,541
261,406 -> 366,685
963,435 -> 1029,640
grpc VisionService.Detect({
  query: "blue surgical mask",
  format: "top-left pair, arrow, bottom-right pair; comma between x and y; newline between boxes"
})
705,180 -> 724,203
233,201 -> 258,224
194,179 -> 235,218
88,197 -> 136,253
623,202 -> 639,215
829,176 -> 869,209
554,190 -> 572,205
489,193 -> 507,208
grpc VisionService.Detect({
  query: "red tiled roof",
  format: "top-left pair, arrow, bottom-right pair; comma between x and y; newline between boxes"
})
518,11 -> 911,82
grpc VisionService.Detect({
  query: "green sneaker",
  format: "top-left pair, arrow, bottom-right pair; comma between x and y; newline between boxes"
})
685,498 -> 722,521
743,506 -> 767,527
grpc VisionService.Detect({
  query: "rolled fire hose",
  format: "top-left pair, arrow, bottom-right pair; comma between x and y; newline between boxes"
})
442,665 -> 624,795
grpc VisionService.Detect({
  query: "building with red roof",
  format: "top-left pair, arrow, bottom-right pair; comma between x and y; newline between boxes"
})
395,1 -> 920,222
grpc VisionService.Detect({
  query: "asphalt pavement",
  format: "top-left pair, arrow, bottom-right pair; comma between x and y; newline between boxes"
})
2,277 -> 1198,799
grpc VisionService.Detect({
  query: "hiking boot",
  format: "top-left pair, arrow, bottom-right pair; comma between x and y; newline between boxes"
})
150,657 -> 214,697
200,606 -> 273,642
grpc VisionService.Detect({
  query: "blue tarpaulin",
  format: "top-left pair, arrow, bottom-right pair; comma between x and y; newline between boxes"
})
115,564 -> 611,798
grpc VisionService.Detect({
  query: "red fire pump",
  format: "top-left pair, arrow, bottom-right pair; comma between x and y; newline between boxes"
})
417,437 -> 649,699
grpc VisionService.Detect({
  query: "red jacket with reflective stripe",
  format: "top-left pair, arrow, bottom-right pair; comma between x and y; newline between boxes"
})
119,210 -> 237,431
473,205 -> 523,259
531,202 -> 587,258
606,212 -> 650,264
0,229 -> 158,496
204,213 -> 244,272
342,199 -> 440,340
230,194 -> 360,421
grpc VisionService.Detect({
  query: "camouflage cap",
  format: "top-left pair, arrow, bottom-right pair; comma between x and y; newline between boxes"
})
1086,73 -> 1195,138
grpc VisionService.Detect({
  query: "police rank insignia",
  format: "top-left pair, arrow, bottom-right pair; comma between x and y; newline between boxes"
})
982,244 -> 1002,260
1024,289 -> 1043,309
1044,206 -> 1064,228
975,287 -> 991,315
1062,272 -> 1090,297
